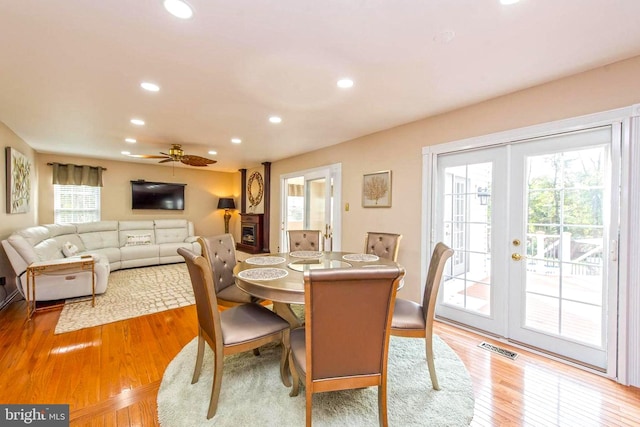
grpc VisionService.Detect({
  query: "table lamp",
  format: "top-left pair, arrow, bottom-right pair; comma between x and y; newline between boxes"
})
217,197 -> 236,234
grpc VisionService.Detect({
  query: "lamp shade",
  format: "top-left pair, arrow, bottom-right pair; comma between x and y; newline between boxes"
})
217,197 -> 236,210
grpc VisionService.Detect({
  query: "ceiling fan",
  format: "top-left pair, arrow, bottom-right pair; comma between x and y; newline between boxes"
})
127,144 -> 216,167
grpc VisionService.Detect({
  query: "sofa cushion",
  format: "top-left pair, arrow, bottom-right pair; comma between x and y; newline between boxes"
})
16,226 -> 51,246
155,227 -> 188,244
121,244 -> 159,260
45,224 -> 77,237
76,221 -> 119,250
52,234 -> 86,252
81,247 -> 121,266
33,238 -> 65,261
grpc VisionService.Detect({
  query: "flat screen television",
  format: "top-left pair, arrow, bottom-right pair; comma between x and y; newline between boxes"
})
131,181 -> 186,210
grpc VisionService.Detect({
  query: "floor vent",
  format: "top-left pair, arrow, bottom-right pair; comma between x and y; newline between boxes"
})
478,342 -> 519,360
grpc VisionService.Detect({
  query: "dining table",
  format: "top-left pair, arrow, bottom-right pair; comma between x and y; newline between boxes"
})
233,250 -> 402,328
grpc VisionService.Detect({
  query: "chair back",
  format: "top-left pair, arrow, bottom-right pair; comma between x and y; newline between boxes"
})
304,267 -> 405,384
178,247 -> 223,349
197,234 -> 237,293
364,232 -> 402,261
287,230 -> 322,252
422,242 -> 454,321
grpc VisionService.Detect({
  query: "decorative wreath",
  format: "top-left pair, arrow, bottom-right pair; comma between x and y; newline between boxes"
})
247,171 -> 264,207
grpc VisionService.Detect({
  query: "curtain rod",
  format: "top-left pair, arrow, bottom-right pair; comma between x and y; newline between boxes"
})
47,162 -> 107,171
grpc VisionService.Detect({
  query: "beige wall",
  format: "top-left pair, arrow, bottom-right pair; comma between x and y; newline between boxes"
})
271,54 -> 640,303
36,153 -> 242,239
0,122 -> 38,303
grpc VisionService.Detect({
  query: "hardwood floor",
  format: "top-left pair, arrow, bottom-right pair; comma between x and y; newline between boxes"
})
0,299 -> 638,426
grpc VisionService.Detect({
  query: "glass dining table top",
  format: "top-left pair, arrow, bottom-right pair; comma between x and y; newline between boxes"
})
234,251 -> 400,305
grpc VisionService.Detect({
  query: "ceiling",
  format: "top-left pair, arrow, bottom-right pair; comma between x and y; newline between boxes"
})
2,1 -> 640,173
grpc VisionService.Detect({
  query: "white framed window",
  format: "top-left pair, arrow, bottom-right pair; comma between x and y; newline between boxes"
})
54,185 -> 101,223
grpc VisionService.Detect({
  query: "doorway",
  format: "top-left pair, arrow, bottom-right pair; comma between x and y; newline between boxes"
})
431,125 -> 620,372
280,164 -> 342,252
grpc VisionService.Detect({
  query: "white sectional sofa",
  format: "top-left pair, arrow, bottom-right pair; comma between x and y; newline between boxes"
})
1,219 -> 200,301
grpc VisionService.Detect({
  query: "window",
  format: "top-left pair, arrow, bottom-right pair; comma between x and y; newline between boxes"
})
54,185 -> 101,223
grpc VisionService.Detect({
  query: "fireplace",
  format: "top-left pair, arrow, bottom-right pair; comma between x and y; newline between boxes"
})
242,224 -> 257,246
236,213 -> 264,254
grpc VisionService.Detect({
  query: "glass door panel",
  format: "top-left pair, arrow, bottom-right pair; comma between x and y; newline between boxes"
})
508,127 -> 615,369
281,165 -> 340,252
435,146 -> 508,335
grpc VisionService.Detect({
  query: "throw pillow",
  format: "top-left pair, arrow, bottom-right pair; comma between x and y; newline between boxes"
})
126,234 -> 152,246
62,241 -> 79,257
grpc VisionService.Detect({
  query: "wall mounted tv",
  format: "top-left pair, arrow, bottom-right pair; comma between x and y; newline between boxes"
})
131,181 -> 186,210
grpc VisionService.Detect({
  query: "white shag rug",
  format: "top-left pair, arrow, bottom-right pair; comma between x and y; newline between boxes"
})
55,263 -> 194,334
157,335 -> 475,426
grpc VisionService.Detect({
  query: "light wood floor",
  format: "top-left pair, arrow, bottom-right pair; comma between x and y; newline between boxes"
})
0,299 -> 638,426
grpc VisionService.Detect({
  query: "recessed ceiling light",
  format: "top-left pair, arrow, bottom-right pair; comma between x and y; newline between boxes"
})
130,118 -> 145,126
337,78 -> 354,89
231,138 -> 242,144
500,0 -> 520,4
125,138 -> 137,143
163,0 -> 193,19
140,82 -> 160,92
208,150 -> 217,155
121,151 -> 131,155
269,116 -> 282,124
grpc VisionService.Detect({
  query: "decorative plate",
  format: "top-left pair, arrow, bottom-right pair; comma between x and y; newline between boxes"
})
237,268 -> 288,281
342,253 -> 380,262
245,256 -> 286,266
289,251 -> 323,259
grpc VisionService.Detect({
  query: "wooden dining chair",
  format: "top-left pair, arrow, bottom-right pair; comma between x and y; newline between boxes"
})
364,232 -> 402,261
390,242 -> 453,390
287,230 -> 322,252
288,266 -> 406,427
198,234 -> 260,307
178,248 -> 291,419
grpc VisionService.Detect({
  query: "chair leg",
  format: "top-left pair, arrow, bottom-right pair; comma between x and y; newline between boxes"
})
207,349 -> 224,419
425,334 -> 440,390
289,351 -> 300,397
279,329 -> 291,387
191,333 -> 205,384
305,386 -> 313,427
253,348 -> 261,356
378,384 -> 389,427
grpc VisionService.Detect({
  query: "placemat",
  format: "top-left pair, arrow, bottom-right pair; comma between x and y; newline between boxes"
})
245,256 -> 286,266
237,268 -> 288,280
342,253 -> 380,262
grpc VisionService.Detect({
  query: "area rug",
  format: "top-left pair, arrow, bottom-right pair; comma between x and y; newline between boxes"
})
55,263 -> 194,334
157,335 -> 475,426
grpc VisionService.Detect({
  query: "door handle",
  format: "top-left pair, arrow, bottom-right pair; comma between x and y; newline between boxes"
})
512,253 -> 523,261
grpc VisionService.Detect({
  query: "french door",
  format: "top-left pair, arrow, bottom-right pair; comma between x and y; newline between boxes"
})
434,126 -> 619,371
280,164 -> 342,252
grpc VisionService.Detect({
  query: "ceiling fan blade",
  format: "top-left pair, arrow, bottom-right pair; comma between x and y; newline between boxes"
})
181,155 -> 217,167
127,154 -> 170,159
159,152 -> 170,156
158,158 -> 174,163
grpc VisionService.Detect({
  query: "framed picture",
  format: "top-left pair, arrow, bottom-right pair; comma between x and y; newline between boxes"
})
5,147 -> 32,214
362,170 -> 391,208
